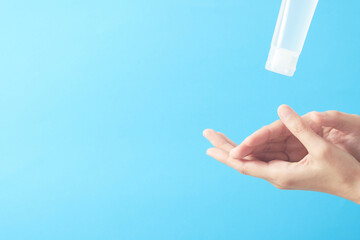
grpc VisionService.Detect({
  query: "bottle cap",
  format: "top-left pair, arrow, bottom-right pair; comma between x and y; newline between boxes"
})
265,46 -> 299,77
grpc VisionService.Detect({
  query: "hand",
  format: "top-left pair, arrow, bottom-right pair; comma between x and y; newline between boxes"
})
230,107 -> 360,165
203,105 -> 360,204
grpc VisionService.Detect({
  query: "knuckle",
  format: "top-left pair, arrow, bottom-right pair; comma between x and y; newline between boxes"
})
310,111 -> 322,122
303,111 -> 313,120
352,113 -> 360,118
327,110 -> 341,118
308,111 -> 318,117
351,113 -> 360,121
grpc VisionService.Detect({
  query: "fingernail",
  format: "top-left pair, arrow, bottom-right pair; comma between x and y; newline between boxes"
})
279,105 -> 293,121
203,129 -> 214,137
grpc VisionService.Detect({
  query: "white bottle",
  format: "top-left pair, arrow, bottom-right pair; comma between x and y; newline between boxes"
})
265,0 -> 319,77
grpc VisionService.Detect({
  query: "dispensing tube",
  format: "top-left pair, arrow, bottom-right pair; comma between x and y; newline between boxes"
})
265,0 -> 318,77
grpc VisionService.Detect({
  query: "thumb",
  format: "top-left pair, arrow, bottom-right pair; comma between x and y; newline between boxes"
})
278,105 -> 324,152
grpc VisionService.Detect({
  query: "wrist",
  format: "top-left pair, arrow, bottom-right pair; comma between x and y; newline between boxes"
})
330,164 -> 360,204
342,169 -> 360,205
350,180 -> 360,205
347,189 -> 360,205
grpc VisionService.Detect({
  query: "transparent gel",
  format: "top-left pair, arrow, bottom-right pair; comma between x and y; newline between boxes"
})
266,0 -> 319,77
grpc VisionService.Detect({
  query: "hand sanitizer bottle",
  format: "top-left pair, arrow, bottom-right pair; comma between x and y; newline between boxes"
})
265,0 -> 319,77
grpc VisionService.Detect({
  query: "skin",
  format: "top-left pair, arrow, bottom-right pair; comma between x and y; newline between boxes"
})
203,105 -> 360,204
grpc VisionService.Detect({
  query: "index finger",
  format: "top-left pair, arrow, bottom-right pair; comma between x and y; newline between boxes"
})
230,120 -> 289,159
203,129 -> 236,152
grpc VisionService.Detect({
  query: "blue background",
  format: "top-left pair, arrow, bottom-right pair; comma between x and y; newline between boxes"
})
1,0 -> 360,239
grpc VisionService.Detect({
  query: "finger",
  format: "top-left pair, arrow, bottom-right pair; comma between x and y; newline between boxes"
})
203,129 -> 235,152
277,105 -> 325,152
230,121 -> 290,159
234,159 -> 275,179
208,148 -> 297,182
230,142 -> 254,159
320,111 -> 360,132
206,148 -> 259,167
206,148 -> 229,165
207,148 -> 269,178
217,132 -> 237,147
252,152 -> 289,162
244,120 -> 290,146
231,141 -> 285,159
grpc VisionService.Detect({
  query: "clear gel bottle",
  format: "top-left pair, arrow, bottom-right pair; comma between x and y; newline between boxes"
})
265,0 -> 319,77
